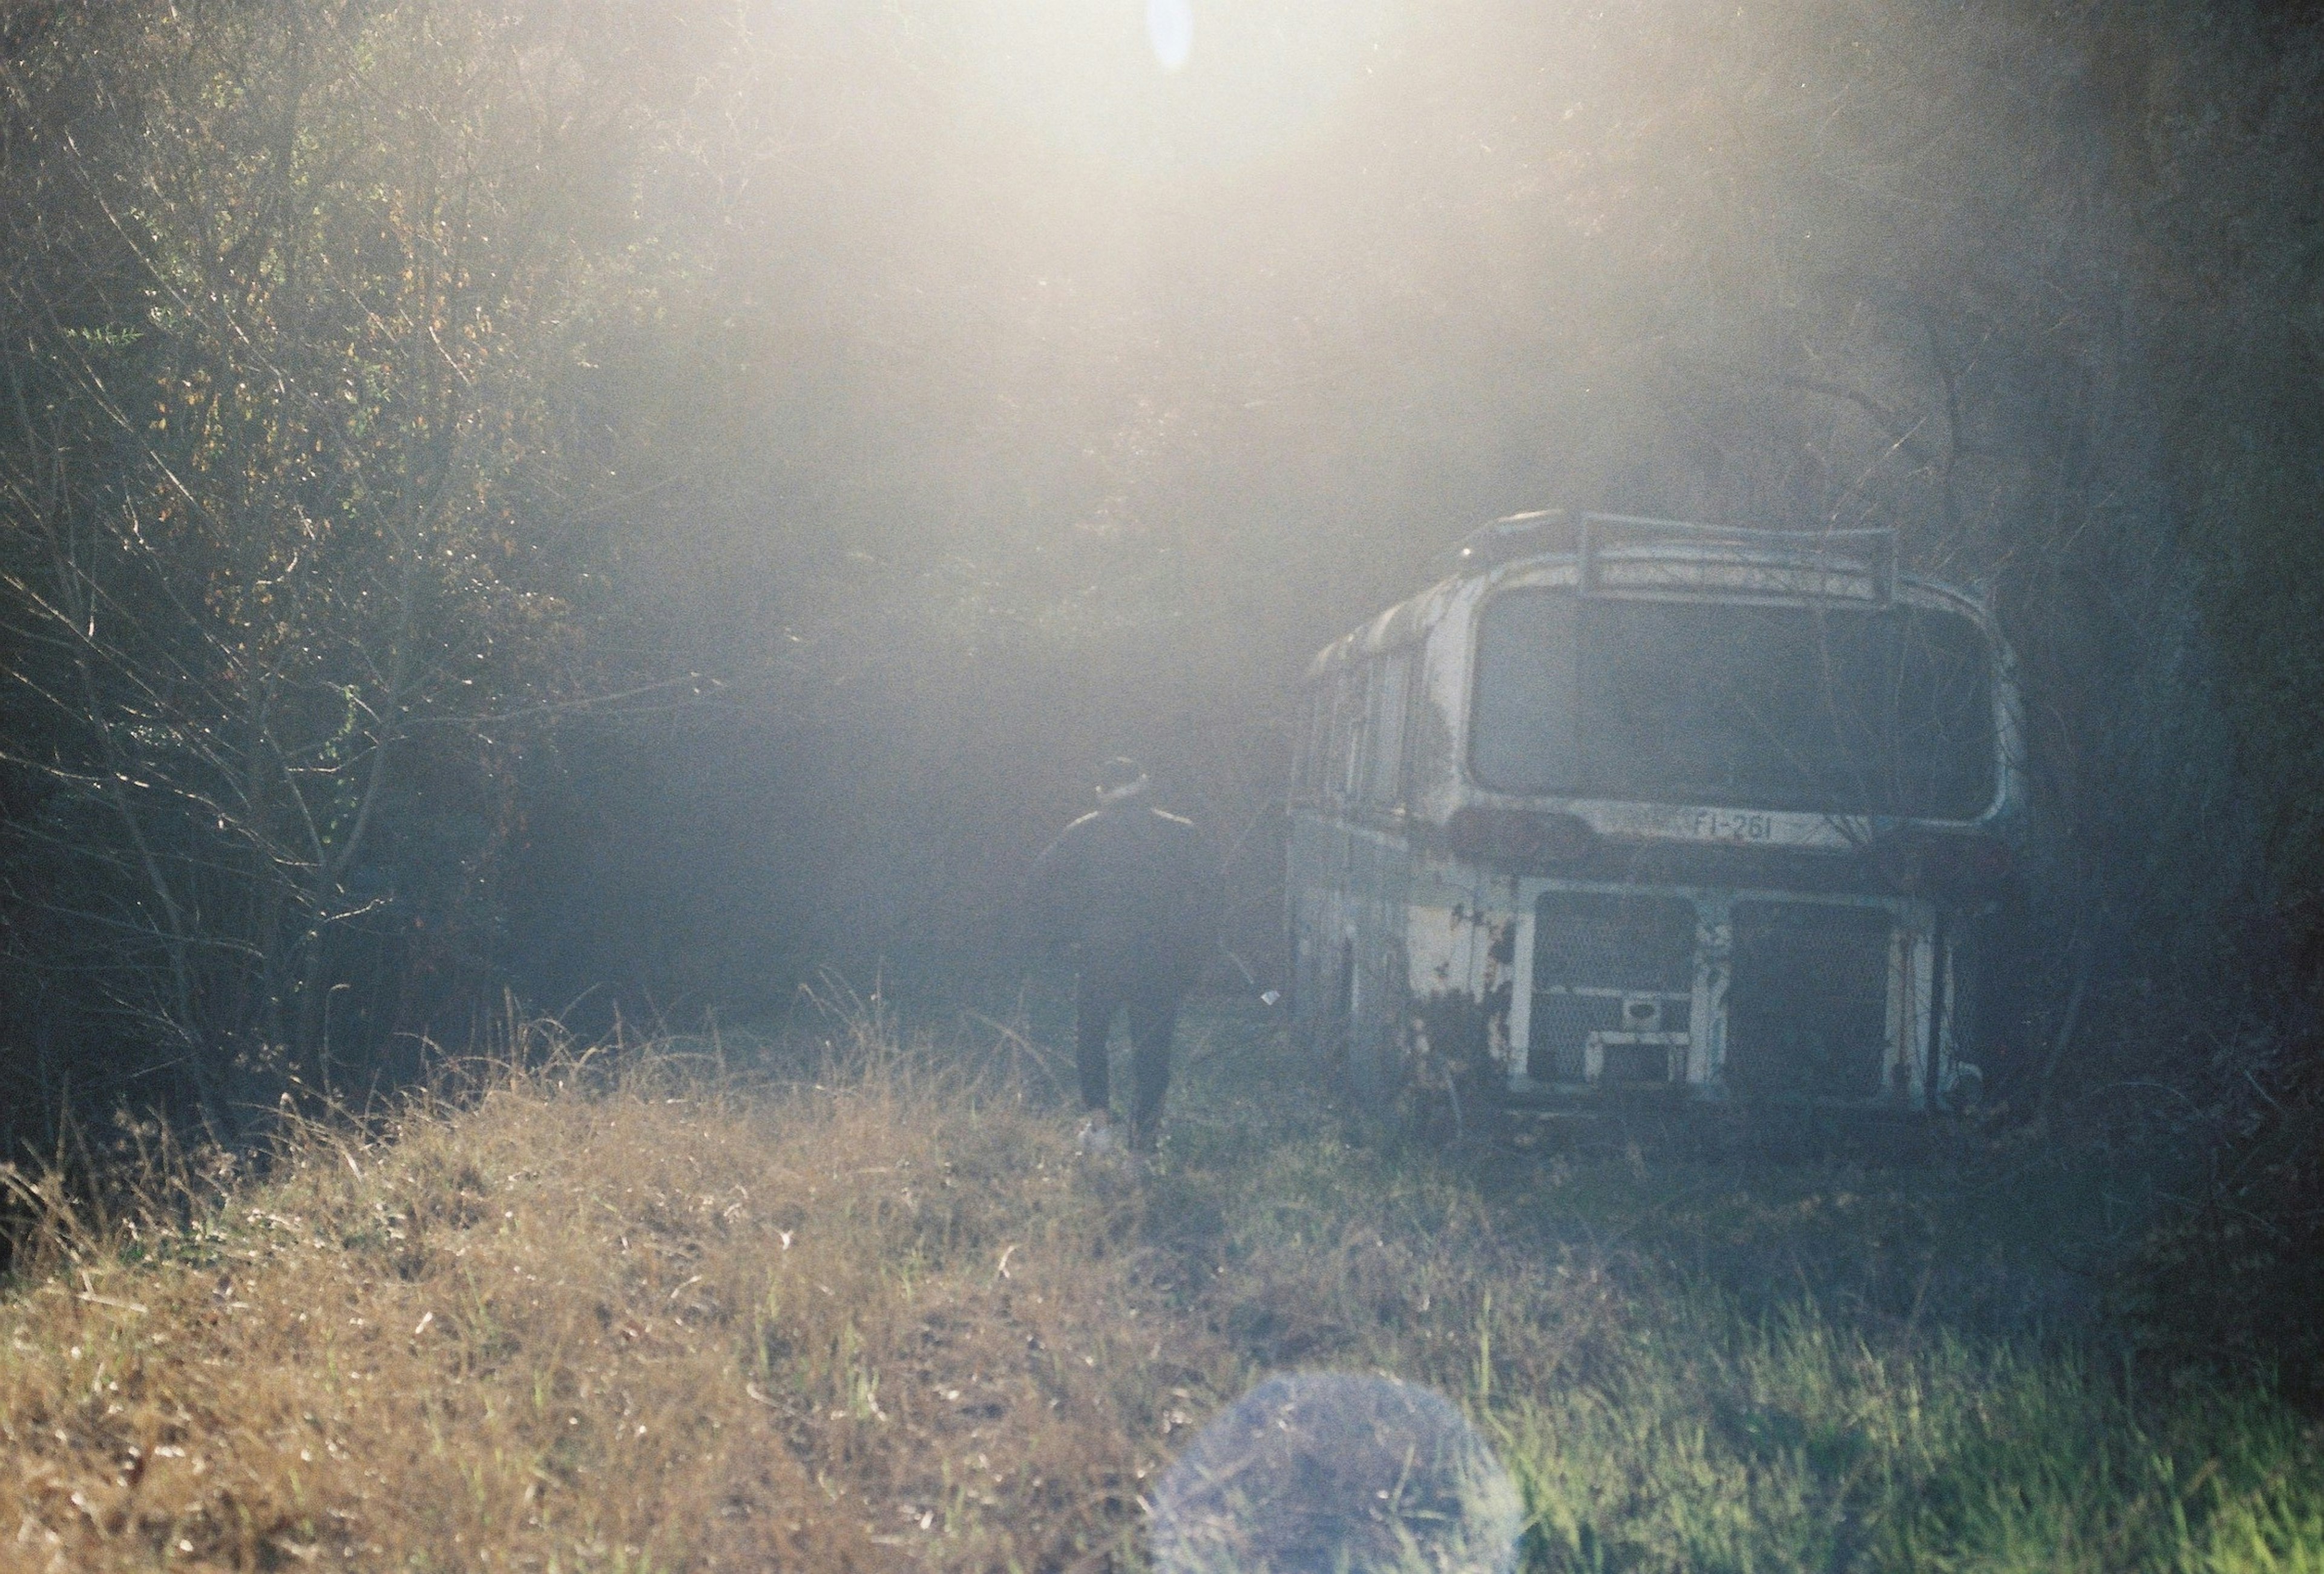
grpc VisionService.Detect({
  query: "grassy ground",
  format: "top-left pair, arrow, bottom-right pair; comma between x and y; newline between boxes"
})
0,996 -> 2317,1572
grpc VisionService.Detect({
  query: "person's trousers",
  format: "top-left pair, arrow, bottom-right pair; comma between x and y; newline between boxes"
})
1075,972 -> 1181,1141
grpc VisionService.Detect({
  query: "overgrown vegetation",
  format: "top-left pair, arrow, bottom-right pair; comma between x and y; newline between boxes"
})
2,1006 -> 2317,1571
4,0 -> 2324,1420
0,0 -> 691,1138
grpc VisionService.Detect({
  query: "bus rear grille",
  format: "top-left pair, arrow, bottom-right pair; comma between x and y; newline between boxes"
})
1725,902 -> 1892,1099
1530,891 -> 1696,1082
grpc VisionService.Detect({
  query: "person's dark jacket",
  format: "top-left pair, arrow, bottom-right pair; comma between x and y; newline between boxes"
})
1023,801 -> 1219,990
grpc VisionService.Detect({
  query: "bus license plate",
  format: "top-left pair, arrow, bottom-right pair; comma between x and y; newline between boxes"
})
1689,810 -> 1774,842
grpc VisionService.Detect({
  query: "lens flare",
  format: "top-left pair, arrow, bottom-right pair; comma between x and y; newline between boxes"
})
1151,1372 -> 1521,1574
1147,0 -> 1192,71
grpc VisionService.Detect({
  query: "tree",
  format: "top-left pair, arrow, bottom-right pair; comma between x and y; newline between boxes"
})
0,0 -> 654,1136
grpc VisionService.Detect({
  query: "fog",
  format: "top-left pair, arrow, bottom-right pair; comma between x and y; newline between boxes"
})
499,0 -> 2259,1018
4,0 -> 2319,1254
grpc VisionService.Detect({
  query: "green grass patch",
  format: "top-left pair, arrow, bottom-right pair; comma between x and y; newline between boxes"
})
1134,996 -> 2324,1572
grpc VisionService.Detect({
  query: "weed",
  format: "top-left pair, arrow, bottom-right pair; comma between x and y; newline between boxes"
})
0,1003 -> 2316,1571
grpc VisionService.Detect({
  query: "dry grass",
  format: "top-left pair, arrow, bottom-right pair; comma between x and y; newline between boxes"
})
0,1029 -> 1238,1571
3,1002 -> 2320,1573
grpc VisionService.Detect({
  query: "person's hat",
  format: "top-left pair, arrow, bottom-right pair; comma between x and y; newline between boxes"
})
1095,756 -> 1151,802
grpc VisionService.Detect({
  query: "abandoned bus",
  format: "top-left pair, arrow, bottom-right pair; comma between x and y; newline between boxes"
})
1286,512 -> 2024,1123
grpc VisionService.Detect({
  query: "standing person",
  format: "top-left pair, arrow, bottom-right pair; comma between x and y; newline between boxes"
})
1023,757 -> 1218,1153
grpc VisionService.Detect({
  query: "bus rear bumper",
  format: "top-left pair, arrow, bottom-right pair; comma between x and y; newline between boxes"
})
1501,1076 -> 1943,1120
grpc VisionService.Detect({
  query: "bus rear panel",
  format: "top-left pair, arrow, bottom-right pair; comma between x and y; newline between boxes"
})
1286,513 -> 2021,1121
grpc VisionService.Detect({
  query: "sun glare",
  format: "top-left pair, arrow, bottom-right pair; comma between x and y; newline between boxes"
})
956,0 -> 1399,175
1147,0 -> 1193,71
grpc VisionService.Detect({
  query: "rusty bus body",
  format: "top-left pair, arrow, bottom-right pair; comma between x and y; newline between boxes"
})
1285,513 -> 2024,1123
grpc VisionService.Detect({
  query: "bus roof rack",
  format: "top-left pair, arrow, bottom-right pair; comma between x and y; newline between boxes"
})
1433,510 -> 1576,578
1579,514 -> 1898,604
1436,510 -> 1899,605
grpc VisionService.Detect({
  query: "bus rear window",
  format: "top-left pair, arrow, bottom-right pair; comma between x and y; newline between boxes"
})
1471,588 -> 1996,819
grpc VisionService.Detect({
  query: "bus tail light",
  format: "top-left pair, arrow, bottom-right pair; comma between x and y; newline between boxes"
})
1445,807 -> 1599,869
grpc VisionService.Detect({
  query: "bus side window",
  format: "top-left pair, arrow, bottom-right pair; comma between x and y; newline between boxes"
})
1292,683 -> 1329,799
1332,667 -> 1366,801
1321,674 -> 1346,801
1304,686 -> 1332,801
1290,686 -> 1317,801
1403,644 -> 1451,802
1365,650 -> 1412,808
